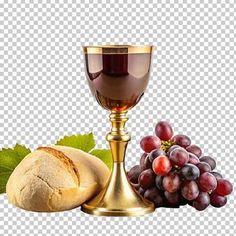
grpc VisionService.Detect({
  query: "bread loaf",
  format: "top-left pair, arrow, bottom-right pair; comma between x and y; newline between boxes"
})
6,145 -> 110,212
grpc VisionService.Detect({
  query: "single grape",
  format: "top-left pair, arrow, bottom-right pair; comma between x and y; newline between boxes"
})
210,193 -> 227,208
152,155 -> 172,176
171,134 -> 191,148
167,145 -> 181,156
138,169 -> 156,189
164,191 -> 180,206
155,121 -> 173,141
181,181 -> 199,201
163,172 -> 181,193
192,192 -> 210,211
215,179 -> 233,196
180,163 -> 200,181
138,187 -> 146,196
155,175 -> 164,190
144,187 -> 164,207
186,145 -> 202,157
140,153 -> 148,170
211,171 -> 223,180
169,148 -> 189,167
200,156 -> 216,170
127,165 -> 141,184
196,162 -> 211,174
140,135 -> 161,153
198,172 -> 217,192
148,149 -> 166,162
188,152 -> 200,165
142,155 -> 152,171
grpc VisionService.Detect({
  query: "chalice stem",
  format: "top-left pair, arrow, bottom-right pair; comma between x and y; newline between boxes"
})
81,110 -> 154,216
106,111 -> 130,163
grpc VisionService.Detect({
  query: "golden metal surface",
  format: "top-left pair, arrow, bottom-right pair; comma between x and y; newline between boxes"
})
83,44 -> 153,54
81,111 -> 155,216
82,45 -> 154,216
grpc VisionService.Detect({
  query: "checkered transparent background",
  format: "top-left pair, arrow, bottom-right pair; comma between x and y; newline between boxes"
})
0,1 -> 235,235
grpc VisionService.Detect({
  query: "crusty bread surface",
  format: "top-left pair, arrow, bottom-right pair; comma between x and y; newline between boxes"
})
6,146 -> 110,212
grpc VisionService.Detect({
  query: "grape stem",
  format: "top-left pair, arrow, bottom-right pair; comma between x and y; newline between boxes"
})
161,140 -> 175,152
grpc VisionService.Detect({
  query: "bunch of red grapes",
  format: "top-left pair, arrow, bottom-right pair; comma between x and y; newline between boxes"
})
127,121 -> 233,211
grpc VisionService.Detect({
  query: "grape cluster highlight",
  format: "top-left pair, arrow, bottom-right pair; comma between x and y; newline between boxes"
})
127,121 -> 233,211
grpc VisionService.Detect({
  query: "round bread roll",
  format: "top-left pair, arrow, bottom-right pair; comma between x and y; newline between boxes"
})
6,145 -> 110,212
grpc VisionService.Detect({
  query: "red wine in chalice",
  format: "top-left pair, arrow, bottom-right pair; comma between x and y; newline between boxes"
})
84,53 -> 152,111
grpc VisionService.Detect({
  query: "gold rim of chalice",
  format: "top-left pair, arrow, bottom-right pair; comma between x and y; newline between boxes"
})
83,44 -> 153,54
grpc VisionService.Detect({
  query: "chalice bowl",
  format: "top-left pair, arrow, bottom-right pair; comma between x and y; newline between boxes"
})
82,45 -> 155,216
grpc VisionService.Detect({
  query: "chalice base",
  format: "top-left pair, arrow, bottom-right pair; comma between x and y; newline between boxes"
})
81,162 -> 155,216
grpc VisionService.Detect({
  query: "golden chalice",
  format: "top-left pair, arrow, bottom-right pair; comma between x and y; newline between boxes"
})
81,45 -> 155,216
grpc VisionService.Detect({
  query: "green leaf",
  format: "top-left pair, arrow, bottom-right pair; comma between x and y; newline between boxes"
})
56,133 -> 95,152
0,144 -> 31,194
90,149 -> 113,170
56,133 -> 113,170
0,172 -> 12,194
